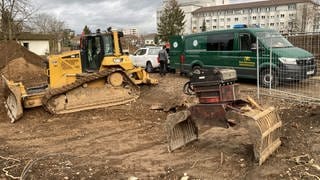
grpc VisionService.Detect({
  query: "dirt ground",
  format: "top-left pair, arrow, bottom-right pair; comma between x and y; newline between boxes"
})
0,73 -> 320,180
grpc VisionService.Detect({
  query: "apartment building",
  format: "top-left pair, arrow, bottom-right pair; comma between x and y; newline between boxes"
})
157,0 -> 229,34
123,28 -> 139,36
192,0 -> 320,33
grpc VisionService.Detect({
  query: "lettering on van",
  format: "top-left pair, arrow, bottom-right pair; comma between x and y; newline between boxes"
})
239,56 -> 255,67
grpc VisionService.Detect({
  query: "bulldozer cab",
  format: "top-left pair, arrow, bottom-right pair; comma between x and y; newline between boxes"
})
80,31 -> 124,72
80,35 -> 104,71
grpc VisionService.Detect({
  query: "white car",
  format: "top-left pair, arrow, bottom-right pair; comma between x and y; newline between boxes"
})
130,47 -> 162,72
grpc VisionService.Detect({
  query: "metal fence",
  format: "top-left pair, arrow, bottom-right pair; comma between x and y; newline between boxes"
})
257,32 -> 320,104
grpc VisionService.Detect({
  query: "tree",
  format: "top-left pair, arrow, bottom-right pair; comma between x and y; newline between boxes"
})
154,34 -> 159,45
29,13 -> 66,53
83,25 -> 91,34
157,0 -> 185,42
201,19 -> 206,32
0,0 -> 35,40
31,13 -> 65,34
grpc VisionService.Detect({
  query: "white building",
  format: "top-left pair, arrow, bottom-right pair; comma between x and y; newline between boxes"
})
123,28 -> 139,36
17,33 -> 52,55
157,0 -> 229,35
143,33 -> 157,45
192,0 -> 320,33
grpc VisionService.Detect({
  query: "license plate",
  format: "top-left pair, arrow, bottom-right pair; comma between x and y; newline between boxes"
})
307,70 -> 314,75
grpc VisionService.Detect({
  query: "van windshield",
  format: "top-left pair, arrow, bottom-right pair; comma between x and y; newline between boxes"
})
256,31 -> 293,48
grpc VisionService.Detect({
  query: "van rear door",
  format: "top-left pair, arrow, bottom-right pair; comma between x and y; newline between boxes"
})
169,36 -> 184,72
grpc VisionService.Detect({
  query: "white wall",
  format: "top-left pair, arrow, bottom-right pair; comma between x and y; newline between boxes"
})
19,40 -> 50,56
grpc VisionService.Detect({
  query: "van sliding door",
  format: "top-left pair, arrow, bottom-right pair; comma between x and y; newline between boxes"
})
204,33 -> 236,69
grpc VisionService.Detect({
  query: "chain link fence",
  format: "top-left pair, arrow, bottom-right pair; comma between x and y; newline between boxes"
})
257,32 -> 320,104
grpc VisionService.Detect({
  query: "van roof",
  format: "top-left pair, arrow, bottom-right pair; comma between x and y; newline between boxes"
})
187,28 -> 277,38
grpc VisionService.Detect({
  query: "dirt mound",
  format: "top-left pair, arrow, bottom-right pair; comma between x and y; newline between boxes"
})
1,57 -> 47,87
0,40 -> 46,69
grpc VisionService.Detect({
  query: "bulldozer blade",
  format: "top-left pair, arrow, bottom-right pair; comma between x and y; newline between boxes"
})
3,81 -> 23,123
165,110 -> 198,152
241,106 -> 282,165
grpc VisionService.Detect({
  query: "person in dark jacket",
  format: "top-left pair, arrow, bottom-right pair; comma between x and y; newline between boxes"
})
158,45 -> 169,76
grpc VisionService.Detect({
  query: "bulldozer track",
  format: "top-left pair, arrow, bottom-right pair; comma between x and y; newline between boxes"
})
42,68 -> 140,114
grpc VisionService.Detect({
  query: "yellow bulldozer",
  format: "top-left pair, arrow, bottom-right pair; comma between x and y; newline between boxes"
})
3,29 -> 158,123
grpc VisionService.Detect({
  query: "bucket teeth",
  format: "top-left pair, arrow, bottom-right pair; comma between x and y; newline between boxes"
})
165,111 -> 198,152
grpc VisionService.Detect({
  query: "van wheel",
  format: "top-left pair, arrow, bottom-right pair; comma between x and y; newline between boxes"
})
192,66 -> 201,75
260,69 -> 279,88
146,62 -> 153,73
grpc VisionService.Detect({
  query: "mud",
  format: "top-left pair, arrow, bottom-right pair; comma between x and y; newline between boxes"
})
0,41 -> 46,69
0,74 -> 319,179
0,41 -> 47,88
1,57 -> 47,88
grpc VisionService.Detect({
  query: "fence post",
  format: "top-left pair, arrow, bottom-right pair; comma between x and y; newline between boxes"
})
269,35 -> 273,91
257,37 -> 260,100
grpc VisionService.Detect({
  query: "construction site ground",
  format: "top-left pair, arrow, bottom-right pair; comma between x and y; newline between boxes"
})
0,73 -> 320,180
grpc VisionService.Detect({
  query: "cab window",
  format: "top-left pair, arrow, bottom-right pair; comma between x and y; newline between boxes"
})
239,33 -> 256,51
103,35 -> 114,55
135,49 -> 147,55
239,33 -> 251,51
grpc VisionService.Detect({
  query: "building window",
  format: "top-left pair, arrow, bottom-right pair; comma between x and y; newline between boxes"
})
23,43 -> 29,49
227,25 -> 231,29
235,17 -> 239,21
227,18 -> 231,22
281,14 -> 285,18
261,16 -> 266,19
206,19 -> 210,23
270,23 -> 275,26
213,26 -> 217,29
213,19 -> 217,22
288,4 -> 296,10
253,16 -> 257,20
220,18 -> 224,22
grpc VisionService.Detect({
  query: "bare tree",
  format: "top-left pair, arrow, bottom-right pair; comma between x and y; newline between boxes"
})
30,13 -> 66,53
31,13 -> 65,34
0,0 -> 35,40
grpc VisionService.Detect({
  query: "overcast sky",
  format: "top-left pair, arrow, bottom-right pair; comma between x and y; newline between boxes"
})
33,0 -> 263,35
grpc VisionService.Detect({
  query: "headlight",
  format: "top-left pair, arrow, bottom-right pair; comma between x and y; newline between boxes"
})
113,58 -> 123,63
279,57 -> 297,65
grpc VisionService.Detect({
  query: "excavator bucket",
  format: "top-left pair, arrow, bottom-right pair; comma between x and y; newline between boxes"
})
241,106 -> 282,165
2,76 -> 24,123
165,110 -> 198,152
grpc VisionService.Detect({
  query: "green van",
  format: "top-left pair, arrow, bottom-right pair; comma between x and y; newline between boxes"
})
169,27 -> 317,86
